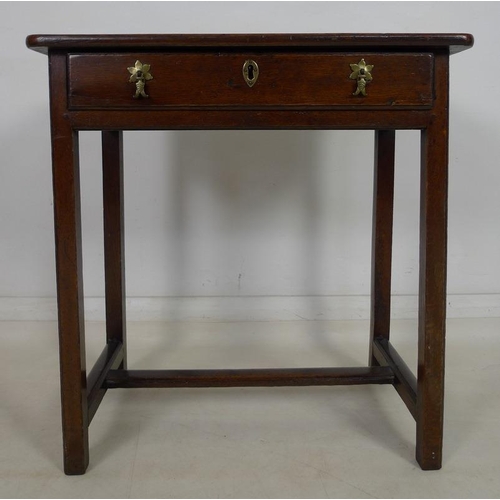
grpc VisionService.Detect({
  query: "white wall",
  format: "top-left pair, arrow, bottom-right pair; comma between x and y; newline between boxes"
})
1,2 -> 499,316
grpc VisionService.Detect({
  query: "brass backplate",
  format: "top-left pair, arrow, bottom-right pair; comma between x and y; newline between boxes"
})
242,59 -> 259,87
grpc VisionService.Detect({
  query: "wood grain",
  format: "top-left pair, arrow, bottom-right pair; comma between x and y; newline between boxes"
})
68,52 -> 433,109
369,130 -> 396,365
416,51 -> 450,471
102,131 -> 127,369
26,33 -> 474,55
69,109 -> 434,131
49,52 -> 89,475
106,367 -> 395,388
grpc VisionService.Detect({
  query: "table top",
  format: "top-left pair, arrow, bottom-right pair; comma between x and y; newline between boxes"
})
26,33 -> 474,55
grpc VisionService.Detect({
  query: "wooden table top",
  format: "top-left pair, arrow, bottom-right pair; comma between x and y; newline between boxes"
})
26,33 -> 474,55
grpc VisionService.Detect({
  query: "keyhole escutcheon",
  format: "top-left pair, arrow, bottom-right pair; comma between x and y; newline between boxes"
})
243,59 -> 259,87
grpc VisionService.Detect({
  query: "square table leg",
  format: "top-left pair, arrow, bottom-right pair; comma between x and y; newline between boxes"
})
49,53 -> 89,475
369,129 -> 396,366
102,131 -> 127,368
416,52 -> 449,470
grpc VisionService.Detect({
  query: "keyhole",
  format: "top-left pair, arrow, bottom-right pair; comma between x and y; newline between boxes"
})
243,60 -> 259,87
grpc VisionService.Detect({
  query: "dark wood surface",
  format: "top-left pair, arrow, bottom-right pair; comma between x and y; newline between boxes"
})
416,51 -> 449,471
30,33 -> 472,474
87,341 -> 124,423
106,367 -> 395,388
369,130 -> 396,366
68,52 -> 433,109
49,52 -> 89,475
102,131 -> 127,369
27,33 -> 474,54
373,339 -> 418,419
69,108 -> 434,131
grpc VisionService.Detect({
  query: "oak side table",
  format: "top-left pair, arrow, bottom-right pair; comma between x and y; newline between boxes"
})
26,33 -> 473,475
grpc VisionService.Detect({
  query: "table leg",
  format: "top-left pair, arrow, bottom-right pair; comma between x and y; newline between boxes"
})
49,54 -> 89,475
369,130 -> 396,366
416,53 -> 449,470
102,131 -> 127,368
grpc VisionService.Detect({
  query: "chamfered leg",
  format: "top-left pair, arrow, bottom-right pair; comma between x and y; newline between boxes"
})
369,129 -> 396,366
49,53 -> 89,475
102,131 -> 127,368
416,52 -> 450,470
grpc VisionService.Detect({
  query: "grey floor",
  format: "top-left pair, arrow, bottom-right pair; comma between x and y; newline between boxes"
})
1,318 -> 499,498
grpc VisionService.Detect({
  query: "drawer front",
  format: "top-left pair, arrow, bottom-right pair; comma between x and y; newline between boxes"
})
68,52 -> 433,109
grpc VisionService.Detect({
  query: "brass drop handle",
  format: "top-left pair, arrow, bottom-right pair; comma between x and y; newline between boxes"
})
128,60 -> 153,98
349,59 -> 373,96
243,59 -> 259,87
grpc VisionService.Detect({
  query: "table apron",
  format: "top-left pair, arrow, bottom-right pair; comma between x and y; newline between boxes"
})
66,108 -> 434,130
